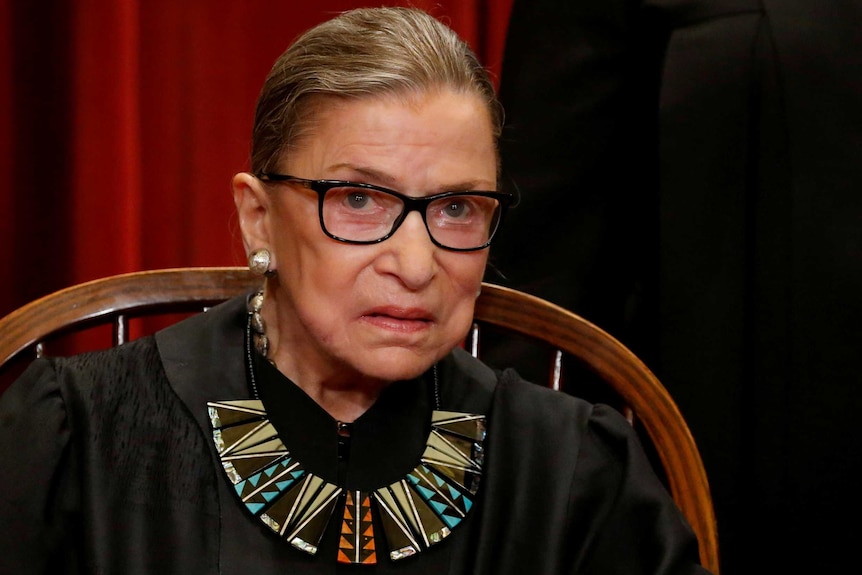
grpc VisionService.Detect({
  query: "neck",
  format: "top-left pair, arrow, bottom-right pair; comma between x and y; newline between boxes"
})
249,286 -> 392,422
302,384 -> 381,423
270,347 -> 389,422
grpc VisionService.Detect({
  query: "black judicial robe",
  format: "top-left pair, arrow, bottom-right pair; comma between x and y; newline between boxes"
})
0,295 -> 708,574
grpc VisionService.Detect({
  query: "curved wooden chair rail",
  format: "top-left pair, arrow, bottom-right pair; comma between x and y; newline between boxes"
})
0,267 -> 718,573
472,285 -> 719,572
0,268 -> 261,360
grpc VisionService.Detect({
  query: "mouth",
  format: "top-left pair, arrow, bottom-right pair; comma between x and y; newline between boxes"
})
362,306 -> 434,332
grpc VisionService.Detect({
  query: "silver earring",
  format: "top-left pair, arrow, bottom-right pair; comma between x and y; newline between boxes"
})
248,248 -> 274,277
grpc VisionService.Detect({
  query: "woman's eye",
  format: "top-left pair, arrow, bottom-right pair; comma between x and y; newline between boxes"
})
346,191 -> 370,209
444,200 -> 470,218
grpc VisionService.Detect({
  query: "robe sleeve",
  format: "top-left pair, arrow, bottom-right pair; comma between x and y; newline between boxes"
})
0,359 -> 80,574
569,404 -> 711,575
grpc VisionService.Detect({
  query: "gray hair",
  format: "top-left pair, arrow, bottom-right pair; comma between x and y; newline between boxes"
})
250,7 -> 503,175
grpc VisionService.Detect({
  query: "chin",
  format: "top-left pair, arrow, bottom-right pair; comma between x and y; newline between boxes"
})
369,362 -> 434,384
354,349 -> 441,384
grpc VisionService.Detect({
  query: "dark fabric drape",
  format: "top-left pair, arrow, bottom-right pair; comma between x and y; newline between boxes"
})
0,0 -> 512,321
493,0 -> 862,571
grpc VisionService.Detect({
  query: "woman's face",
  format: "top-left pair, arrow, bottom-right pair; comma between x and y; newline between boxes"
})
242,90 -> 497,388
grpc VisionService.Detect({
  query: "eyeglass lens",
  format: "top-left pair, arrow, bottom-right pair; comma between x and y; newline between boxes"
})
321,186 -> 501,250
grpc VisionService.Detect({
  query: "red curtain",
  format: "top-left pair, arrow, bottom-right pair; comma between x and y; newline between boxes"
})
0,0 -> 513,318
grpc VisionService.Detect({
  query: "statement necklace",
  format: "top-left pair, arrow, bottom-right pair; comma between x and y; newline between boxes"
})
206,291 -> 486,564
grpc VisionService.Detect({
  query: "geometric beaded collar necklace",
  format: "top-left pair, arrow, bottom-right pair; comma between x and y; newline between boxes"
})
207,291 -> 487,564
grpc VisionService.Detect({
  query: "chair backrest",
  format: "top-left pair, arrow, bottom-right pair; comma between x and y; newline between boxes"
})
0,267 -> 719,573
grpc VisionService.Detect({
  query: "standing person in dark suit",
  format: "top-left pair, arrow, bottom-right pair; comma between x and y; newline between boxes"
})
492,0 -> 862,571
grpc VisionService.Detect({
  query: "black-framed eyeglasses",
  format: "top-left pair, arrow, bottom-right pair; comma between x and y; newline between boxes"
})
257,173 -> 513,252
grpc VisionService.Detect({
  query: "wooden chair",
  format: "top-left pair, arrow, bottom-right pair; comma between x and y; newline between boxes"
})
0,267 -> 719,573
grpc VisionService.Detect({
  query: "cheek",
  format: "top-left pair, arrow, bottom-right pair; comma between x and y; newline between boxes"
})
270,204 -> 313,266
439,252 -> 487,320
444,252 -> 488,291
272,218 -> 371,326
300,255 -> 366,305
294,247 -> 379,324
273,203 -> 344,279
288,261 -> 361,344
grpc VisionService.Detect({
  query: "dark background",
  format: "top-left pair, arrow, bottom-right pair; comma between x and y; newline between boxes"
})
491,0 -> 862,572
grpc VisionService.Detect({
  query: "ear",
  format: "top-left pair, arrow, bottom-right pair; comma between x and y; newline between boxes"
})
232,172 -> 275,263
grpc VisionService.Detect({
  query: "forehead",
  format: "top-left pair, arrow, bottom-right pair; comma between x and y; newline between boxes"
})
282,90 -> 497,187
291,88 -> 494,143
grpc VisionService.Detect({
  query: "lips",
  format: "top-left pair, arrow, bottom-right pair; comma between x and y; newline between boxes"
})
362,306 -> 434,332
365,306 -> 433,320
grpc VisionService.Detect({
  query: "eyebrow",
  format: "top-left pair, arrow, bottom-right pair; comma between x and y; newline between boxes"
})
327,163 -> 495,193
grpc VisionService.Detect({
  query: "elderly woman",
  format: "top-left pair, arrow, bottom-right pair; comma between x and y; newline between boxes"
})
0,7 -> 710,575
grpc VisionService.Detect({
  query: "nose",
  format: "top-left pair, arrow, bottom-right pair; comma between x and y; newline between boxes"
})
375,211 -> 438,290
